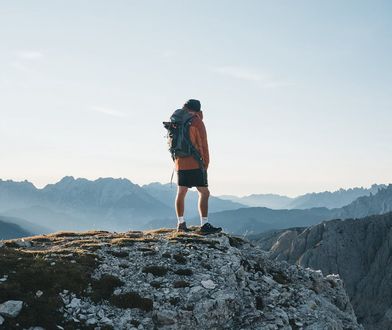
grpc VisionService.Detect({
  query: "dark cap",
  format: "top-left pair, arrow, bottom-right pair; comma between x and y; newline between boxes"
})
184,99 -> 201,112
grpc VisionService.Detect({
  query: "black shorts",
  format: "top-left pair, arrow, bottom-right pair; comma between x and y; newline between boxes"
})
177,168 -> 208,188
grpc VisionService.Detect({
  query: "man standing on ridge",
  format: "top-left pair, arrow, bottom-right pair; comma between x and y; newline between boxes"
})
174,99 -> 222,234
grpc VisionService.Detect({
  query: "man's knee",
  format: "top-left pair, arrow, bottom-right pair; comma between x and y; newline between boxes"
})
177,186 -> 188,198
197,187 -> 210,197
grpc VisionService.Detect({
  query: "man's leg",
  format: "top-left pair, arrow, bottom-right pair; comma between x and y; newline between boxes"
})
196,186 -> 222,233
175,186 -> 188,219
196,186 -> 210,224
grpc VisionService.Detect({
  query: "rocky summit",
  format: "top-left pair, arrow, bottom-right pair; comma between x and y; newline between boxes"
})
0,228 -> 363,329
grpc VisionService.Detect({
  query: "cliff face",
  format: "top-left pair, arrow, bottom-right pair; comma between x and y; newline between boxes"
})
254,212 -> 392,330
0,229 -> 362,329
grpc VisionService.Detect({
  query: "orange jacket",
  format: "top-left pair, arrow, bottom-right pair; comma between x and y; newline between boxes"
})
174,111 -> 210,171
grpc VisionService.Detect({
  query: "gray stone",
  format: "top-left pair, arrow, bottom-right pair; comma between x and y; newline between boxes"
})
153,310 -> 176,326
201,279 -> 216,289
0,300 -> 23,318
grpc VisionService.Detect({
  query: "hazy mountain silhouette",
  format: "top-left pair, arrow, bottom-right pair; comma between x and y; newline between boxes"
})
0,216 -> 34,239
218,184 -> 386,209
0,177 -> 173,232
219,193 -> 292,209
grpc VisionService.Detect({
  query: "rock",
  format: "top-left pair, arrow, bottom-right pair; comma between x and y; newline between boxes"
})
153,310 -> 176,326
0,300 -> 23,318
86,317 -> 97,325
67,298 -> 81,309
201,279 -> 216,289
100,316 -> 113,325
16,239 -> 31,248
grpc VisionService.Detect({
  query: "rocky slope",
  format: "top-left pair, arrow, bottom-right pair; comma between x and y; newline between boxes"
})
0,229 -> 363,329
252,212 -> 392,330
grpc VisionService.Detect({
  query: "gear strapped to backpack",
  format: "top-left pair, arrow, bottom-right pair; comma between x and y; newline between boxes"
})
163,108 -> 205,185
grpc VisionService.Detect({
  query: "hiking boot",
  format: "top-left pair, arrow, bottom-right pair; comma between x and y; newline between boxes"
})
177,221 -> 190,232
200,222 -> 222,235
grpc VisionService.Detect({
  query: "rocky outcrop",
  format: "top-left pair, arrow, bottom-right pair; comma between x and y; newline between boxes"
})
0,229 -> 363,329
253,212 -> 392,330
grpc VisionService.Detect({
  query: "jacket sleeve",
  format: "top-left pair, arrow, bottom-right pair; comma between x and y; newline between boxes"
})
189,121 -> 210,169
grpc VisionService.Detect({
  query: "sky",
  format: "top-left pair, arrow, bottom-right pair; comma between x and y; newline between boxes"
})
1,1 -> 392,197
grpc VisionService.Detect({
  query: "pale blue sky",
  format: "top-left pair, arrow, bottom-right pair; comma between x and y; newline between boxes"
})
1,1 -> 391,196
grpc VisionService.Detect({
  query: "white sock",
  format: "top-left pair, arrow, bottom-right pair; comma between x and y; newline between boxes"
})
178,216 -> 185,224
201,217 -> 208,226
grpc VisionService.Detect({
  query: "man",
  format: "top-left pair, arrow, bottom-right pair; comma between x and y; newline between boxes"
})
174,99 -> 222,234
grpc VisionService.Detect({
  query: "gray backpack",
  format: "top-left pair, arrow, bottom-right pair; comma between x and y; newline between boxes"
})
163,109 -> 204,167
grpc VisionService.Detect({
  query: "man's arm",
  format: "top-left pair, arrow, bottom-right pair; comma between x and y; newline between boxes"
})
189,121 -> 209,169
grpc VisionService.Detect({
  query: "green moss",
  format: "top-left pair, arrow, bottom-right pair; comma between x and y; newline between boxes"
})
110,292 -> 153,311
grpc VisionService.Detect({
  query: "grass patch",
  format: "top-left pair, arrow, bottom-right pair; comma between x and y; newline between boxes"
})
110,238 -> 137,246
169,296 -> 181,305
173,280 -> 190,288
144,228 -> 174,235
228,236 -> 245,248
91,274 -> 124,302
174,268 -> 193,276
272,271 -> 290,285
108,250 -> 129,258
169,236 -> 220,249
142,266 -> 168,277
150,281 -> 161,289
173,253 -> 187,264
110,292 -> 153,311
0,247 -> 97,329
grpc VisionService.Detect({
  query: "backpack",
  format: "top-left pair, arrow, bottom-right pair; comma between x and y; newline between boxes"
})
163,108 -> 204,167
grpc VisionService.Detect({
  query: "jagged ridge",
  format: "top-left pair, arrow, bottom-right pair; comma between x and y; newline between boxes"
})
0,229 -> 363,329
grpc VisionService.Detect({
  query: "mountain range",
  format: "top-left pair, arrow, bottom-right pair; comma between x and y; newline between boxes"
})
219,184 -> 386,209
0,177 -> 243,233
1,177 -> 392,239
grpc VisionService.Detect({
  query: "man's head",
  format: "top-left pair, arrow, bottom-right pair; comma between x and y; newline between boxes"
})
183,99 -> 201,113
